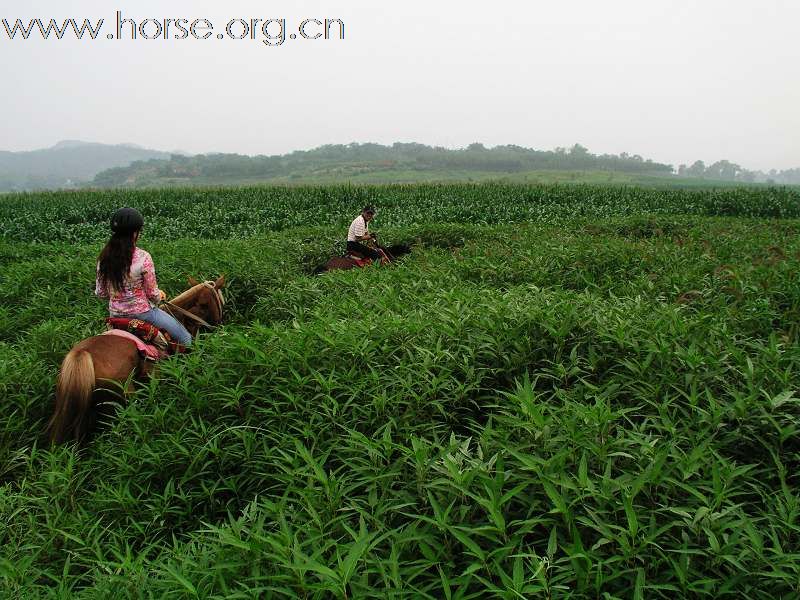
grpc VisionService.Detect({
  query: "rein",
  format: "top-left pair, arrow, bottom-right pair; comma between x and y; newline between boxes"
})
162,281 -> 225,329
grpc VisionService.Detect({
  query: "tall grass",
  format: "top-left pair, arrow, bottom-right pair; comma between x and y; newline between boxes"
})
1,183 -> 799,243
1,187 -> 799,597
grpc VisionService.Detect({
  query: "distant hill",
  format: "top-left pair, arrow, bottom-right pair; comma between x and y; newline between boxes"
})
0,141 -> 172,192
5,141 -> 795,191
91,142 -> 680,189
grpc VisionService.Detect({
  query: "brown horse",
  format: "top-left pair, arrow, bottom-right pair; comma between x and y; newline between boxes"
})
48,276 -> 226,444
314,244 -> 411,274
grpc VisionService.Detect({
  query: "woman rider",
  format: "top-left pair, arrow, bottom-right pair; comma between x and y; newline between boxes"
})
95,207 -> 192,346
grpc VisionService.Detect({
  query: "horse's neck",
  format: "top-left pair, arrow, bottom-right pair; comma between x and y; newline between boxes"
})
168,292 -> 207,325
170,285 -> 221,325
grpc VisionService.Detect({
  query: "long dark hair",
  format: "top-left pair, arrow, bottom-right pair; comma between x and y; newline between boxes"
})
97,231 -> 138,293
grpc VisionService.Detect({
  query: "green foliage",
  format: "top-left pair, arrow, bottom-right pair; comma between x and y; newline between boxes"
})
2,183 -> 799,244
1,185 -> 799,597
90,143 -> 676,189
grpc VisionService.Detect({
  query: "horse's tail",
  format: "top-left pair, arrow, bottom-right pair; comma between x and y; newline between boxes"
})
49,349 -> 95,444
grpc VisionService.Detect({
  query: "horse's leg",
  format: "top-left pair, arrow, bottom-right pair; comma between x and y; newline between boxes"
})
138,359 -> 156,379
90,337 -> 143,440
93,351 -> 152,440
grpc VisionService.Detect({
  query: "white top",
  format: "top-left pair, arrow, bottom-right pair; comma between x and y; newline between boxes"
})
347,215 -> 368,242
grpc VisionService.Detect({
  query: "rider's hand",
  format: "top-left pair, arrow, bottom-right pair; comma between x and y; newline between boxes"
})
159,290 -> 167,302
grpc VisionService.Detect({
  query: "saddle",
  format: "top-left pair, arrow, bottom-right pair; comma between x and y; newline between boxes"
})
344,247 -> 389,266
104,318 -> 188,359
344,252 -> 373,267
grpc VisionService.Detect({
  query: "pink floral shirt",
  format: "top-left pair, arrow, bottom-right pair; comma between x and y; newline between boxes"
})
95,247 -> 162,316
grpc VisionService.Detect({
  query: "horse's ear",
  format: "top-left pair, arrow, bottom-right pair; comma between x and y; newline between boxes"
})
188,276 -> 199,287
214,275 -> 226,289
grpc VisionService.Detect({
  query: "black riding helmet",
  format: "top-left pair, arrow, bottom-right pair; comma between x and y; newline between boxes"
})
110,207 -> 144,234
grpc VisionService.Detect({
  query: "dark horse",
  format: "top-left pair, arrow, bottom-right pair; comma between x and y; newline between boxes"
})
48,276 -> 226,444
314,244 -> 411,274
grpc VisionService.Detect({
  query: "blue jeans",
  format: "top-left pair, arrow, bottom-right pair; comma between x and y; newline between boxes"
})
120,307 -> 192,346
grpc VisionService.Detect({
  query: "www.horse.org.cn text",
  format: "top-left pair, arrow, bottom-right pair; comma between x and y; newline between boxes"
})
1,11 -> 346,47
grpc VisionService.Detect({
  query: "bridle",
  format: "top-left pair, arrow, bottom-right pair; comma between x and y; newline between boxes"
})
161,281 -> 225,329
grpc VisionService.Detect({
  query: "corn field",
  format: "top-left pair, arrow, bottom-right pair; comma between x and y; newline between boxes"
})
1,183 -> 799,598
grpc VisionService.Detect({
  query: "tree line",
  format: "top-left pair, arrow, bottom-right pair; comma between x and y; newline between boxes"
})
92,142 -> 674,186
677,160 -> 800,184
90,142 -> 800,187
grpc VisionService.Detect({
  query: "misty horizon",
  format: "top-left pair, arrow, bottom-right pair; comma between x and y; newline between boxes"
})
3,138 -> 798,177
2,0 -> 798,173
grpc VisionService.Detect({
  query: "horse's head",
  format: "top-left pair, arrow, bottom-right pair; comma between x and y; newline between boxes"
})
387,244 -> 412,259
168,275 -> 226,335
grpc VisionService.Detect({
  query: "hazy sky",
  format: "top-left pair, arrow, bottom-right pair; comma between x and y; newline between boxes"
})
2,0 -> 798,170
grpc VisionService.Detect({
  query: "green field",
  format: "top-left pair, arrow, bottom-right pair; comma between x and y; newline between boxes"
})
2,183 -> 800,598
248,169 -> 763,189
89,166 -> 767,189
